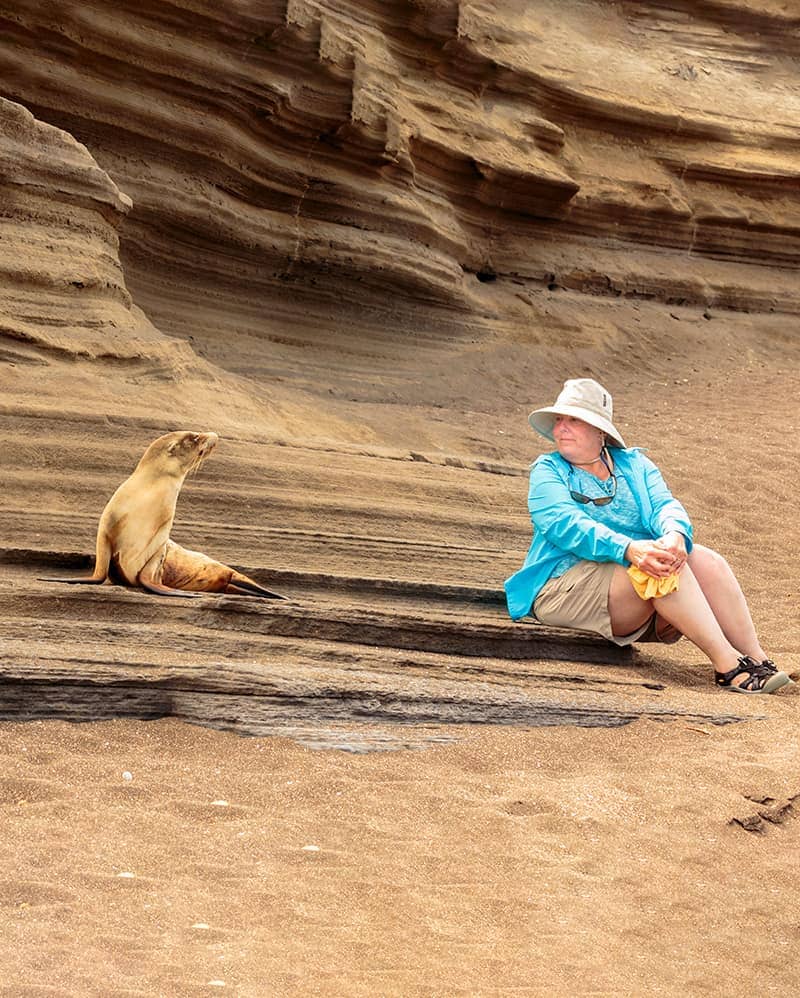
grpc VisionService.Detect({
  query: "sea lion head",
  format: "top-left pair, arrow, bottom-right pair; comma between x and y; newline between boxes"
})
137,430 -> 219,478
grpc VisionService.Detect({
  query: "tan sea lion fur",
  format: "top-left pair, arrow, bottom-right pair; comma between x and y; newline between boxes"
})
43,430 -> 285,599
160,539 -> 285,598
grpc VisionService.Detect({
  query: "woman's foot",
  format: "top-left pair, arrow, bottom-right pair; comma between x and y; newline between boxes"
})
715,655 -> 793,694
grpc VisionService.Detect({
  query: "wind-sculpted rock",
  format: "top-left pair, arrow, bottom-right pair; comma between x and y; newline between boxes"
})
2,0 -> 799,354
1,2 -> 800,746
0,93 -> 345,440
0,96 -> 143,360
0,96 -> 219,375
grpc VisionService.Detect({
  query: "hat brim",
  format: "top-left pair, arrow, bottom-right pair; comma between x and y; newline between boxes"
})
528,404 -> 626,449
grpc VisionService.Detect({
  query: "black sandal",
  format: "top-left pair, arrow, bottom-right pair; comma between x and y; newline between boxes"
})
715,655 -> 792,694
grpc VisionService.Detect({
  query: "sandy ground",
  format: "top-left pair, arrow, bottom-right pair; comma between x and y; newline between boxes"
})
2,710 -> 799,997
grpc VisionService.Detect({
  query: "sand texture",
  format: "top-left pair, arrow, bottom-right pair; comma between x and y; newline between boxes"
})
1,1 -> 800,993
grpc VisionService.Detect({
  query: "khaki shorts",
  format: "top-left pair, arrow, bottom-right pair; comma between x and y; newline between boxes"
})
532,560 -> 654,647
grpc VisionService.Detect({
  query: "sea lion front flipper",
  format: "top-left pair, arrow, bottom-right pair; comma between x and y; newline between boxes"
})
40,526 -> 114,585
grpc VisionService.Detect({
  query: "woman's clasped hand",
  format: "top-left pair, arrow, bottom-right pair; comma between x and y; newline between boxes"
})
628,532 -> 686,578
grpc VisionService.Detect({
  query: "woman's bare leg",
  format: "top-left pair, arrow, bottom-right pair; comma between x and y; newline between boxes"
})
609,564 -> 745,678
608,567 -> 654,636
687,544 -> 767,662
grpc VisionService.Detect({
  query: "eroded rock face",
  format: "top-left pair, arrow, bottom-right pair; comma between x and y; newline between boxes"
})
0,94 -> 223,381
0,96 -> 149,360
2,1 -> 800,539
0,94 -> 348,442
3,0 -> 799,364
1,3 -> 800,745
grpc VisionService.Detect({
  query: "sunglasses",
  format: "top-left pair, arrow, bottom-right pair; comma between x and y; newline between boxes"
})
569,453 -> 617,506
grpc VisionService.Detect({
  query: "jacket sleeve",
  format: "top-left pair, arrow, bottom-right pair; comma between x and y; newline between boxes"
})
640,453 -> 694,551
528,458 -> 631,565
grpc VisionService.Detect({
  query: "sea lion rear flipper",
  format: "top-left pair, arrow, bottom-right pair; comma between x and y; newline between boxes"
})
140,578 -> 202,598
39,575 -> 108,585
226,577 -> 287,600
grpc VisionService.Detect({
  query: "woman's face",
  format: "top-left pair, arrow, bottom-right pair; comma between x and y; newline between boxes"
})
552,415 -> 604,464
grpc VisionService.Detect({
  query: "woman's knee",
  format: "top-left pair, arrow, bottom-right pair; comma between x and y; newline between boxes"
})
688,544 -> 732,582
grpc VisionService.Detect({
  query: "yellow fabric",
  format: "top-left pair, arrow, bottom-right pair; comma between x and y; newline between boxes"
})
627,565 -> 680,600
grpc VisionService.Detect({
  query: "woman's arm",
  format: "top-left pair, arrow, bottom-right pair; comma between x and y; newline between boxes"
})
528,458 -> 631,564
640,454 -> 694,551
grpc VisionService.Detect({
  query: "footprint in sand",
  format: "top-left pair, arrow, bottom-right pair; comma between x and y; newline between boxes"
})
730,791 -> 800,833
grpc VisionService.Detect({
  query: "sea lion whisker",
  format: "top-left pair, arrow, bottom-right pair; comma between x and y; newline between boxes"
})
186,455 -> 205,476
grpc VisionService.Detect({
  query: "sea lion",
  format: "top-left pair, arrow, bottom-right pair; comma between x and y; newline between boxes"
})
43,430 -> 285,599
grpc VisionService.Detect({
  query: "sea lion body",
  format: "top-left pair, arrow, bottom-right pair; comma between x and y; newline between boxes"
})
160,540 -> 281,598
44,430 -> 284,599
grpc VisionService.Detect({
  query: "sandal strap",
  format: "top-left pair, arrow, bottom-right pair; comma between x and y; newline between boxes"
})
716,655 -> 773,691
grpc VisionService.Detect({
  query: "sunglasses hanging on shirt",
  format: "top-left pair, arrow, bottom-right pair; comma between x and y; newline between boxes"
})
568,450 -> 617,506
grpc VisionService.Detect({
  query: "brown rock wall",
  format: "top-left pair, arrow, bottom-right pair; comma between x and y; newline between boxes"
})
1,1 -> 800,746
0,97 -> 143,359
2,9 -> 800,988
3,0 -> 798,353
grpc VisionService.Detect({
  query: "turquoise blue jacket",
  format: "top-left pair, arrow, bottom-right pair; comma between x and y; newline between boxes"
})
504,447 -> 693,620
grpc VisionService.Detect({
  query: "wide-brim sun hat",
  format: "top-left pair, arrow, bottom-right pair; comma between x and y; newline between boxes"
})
528,378 -> 626,449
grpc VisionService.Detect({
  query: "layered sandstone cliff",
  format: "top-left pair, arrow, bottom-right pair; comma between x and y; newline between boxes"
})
3,0 -> 799,399
2,0 -> 799,570
3,10 -> 800,992
1,2 -> 799,744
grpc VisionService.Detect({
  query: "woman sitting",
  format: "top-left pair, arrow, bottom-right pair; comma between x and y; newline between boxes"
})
504,378 -> 791,694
